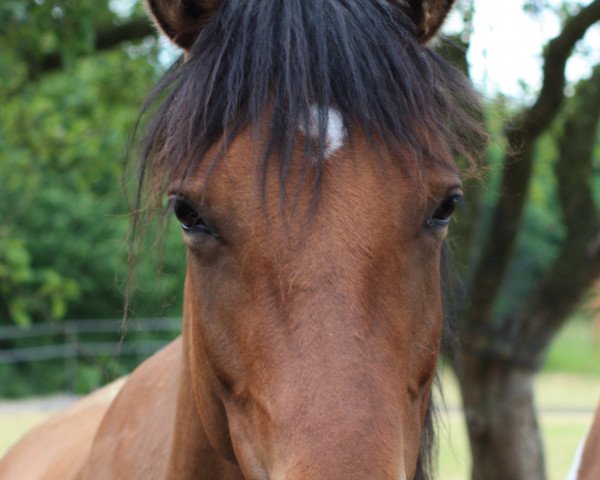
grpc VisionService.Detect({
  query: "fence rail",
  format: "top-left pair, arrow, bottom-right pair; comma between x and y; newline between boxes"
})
0,318 -> 181,364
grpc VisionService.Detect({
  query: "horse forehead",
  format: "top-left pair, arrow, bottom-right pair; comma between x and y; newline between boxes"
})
209,129 -> 422,196
188,122 -> 458,228
297,107 -> 347,158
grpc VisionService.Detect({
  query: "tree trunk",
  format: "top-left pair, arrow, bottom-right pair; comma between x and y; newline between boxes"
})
449,7 -> 600,478
458,353 -> 545,480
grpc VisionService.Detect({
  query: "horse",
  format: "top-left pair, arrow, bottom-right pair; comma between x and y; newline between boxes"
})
0,0 -> 482,478
567,403 -> 600,480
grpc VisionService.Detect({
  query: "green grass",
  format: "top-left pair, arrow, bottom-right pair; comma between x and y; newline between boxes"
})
541,416 -> 590,480
0,413 -> 47,457
437,372 -> 599,480
544,316 -> 600,375
437,411 -> 592,480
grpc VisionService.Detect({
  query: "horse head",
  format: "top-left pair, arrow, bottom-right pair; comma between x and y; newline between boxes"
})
140,1 -> 479,478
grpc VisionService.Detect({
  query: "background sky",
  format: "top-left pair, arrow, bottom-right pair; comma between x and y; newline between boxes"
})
445,0 -> 600,98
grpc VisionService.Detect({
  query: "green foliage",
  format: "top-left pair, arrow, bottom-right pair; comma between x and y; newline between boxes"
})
493,128 -> 567,320
0,358 -> 132,398
0,1 -> 115,89
0,2 -> 186,328
0,234 -> 79,326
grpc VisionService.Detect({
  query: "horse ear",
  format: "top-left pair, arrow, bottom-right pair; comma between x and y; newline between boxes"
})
403,0 -> 456,43
145,0 -> 221,50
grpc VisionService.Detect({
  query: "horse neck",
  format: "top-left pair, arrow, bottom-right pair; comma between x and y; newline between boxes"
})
166,302 -> 243,480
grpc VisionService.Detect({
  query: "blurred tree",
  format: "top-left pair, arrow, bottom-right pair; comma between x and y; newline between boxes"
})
0,0 -> 153,87
0,0 -> 183,327
442,1 -> 600,478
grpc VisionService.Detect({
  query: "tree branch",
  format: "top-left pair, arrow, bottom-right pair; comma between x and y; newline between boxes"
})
463,0 -> 600,334
511,63 -> 600,366
32,17 -> 156,77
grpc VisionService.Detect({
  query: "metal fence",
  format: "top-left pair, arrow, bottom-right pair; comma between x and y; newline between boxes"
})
0,318 -> 181,365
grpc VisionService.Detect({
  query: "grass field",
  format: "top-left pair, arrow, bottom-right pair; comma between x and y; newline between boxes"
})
544,316 -> 600,376
437,412 -> 593,480
437,371 -> 600,480
0,413 -> 48,456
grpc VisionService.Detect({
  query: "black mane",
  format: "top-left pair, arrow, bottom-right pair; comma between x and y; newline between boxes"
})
138,0 -> 482,203
133,2 -> 484,478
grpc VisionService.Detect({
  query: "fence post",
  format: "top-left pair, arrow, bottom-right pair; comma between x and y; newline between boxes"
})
64,322 -> 78,393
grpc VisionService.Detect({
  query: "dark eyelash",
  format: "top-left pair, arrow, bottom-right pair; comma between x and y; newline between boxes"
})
425,193 -> 463,228
169,196 -> 219,237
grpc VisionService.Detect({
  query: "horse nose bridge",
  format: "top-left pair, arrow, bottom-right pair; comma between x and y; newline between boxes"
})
269,226 -> 405,327
271,464 -> 408,480
267,435 -> 408,480
272,257 -> 396,335
255,352 -> 409,479
267,425 -> 408,480
264,286 -> 406,406
281,471 -> 409,480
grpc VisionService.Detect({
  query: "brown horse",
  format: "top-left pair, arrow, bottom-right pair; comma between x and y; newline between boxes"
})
0,0 -> 482,478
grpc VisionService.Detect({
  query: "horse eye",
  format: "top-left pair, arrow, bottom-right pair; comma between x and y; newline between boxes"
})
426,192 -> 464,228
172,199 -> 214,236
